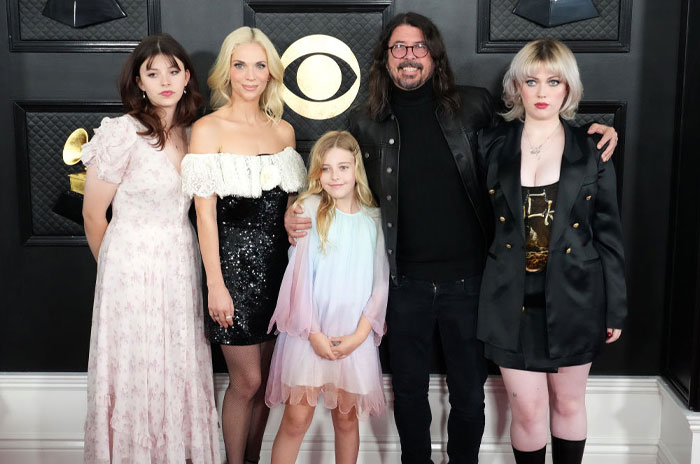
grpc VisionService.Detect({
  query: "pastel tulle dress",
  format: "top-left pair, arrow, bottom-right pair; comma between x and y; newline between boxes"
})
180,147 -> 307,345
82,115 -> 220,464
265,195 -> 390,419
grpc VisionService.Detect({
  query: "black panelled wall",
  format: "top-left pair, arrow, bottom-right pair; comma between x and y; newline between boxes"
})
664,0 -> 700,410
0,0 -> 688,384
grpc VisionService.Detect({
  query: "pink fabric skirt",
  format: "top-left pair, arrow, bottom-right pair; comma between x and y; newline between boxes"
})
265,332 -> 385,420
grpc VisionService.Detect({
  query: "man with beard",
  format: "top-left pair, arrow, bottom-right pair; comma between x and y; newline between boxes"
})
285,12 -> 617,463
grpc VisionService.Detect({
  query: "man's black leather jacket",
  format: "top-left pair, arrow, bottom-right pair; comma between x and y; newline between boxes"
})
347,85 -> 497,282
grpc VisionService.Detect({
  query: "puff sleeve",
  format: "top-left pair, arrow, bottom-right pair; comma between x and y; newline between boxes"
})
81,116 -> 138,184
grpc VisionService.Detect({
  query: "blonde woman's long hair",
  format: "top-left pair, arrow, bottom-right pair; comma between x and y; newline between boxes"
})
501,38 -> 583,121
295,131 -> 376,252
207,27 -> 285,122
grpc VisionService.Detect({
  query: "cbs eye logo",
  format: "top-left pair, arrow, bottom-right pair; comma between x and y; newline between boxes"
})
280,35 -> 361,120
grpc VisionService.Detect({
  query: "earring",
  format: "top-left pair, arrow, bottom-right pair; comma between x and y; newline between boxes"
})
142,91 -> 146,99
183,88 -> 187,95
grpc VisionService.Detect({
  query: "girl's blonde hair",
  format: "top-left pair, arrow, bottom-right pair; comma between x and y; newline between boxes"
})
501,38 -> 583,121
207,27 -> 285,122
295,131 -> 376,251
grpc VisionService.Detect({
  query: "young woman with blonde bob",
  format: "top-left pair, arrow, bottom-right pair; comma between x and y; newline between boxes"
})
181,27 -> 306,464
477,39 -> 627,464
265,131 -> 389,464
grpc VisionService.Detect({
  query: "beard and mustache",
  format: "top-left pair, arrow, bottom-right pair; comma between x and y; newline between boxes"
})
391,60 -> 428,90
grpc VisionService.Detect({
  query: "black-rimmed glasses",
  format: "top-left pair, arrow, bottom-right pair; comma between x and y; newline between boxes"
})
387,43 -> 429,59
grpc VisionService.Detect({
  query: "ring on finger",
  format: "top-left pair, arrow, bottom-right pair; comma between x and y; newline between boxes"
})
225,315 -> 233,320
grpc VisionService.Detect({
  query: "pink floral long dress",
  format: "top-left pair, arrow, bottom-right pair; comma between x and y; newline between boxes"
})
82,115 -> 220,464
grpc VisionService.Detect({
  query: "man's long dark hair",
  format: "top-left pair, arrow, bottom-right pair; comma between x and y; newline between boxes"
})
119,34 -> 203,149
368,12 -> 460,119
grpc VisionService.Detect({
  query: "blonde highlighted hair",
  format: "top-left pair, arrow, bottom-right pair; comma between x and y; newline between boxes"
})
501,38 -> 583,121
207,27 -> 285,122
295,131 -> 376,252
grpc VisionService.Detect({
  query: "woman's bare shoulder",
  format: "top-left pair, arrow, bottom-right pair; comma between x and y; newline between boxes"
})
275,118 -> 296,148
190,114 -> 225,153
191,113 -> 215,134
194,111 -> 230,132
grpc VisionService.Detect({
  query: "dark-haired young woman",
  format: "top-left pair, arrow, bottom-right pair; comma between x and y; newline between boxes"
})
82,34 -> 220,464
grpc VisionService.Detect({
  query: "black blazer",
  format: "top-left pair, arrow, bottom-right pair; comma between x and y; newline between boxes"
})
477,120 -> 627,361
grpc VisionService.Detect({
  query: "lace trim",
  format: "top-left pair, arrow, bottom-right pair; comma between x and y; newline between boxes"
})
181,147 -> 307,198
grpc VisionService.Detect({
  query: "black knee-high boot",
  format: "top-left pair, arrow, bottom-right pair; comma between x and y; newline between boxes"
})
551,436 -> 586,464
512,445 -> 546,464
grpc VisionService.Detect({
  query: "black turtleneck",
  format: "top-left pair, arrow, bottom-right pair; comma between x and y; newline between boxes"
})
390,81 -> 484,281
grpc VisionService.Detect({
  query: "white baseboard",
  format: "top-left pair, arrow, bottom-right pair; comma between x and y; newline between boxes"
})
657,378 -> 700,464
0,374 -> 696,463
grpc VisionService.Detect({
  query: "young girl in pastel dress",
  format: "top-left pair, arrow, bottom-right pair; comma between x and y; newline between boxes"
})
265,130 -> 390,464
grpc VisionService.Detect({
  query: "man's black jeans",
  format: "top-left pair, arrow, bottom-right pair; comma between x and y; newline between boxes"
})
386,274 -> 487,464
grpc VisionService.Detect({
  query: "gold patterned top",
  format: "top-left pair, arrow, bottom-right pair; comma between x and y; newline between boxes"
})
522,183 -> 558,272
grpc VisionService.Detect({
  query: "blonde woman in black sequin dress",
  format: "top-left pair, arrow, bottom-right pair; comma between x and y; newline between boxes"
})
181,27 -> 306,464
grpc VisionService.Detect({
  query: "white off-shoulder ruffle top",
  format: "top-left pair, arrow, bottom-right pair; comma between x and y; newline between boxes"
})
181,147 -> 307,199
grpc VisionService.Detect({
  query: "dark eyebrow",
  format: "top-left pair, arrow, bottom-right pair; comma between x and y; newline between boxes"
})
391,41 -> 425,45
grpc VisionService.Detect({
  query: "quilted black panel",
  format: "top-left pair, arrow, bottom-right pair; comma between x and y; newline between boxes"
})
574,112 -> 614,127
24,111 -> 120,236
255,12 -> 383,145
490,0 -> 620,41
17,0 -> 148,41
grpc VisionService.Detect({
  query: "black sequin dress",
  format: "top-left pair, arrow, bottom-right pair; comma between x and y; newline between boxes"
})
181,147 -> 308,345
213,186 -> 288,345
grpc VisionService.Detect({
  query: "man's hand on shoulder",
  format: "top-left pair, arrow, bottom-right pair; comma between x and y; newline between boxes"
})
284,203 -> 312,245
588,123 -> 618,162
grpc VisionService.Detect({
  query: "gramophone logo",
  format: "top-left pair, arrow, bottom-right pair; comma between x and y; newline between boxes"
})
52,128 -> 89,225
280,35 -> 361,120
63,128 -> 88,194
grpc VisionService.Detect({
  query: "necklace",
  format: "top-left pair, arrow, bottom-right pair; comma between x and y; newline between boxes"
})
166,127 -> 185,153
523,123 -> 561,159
